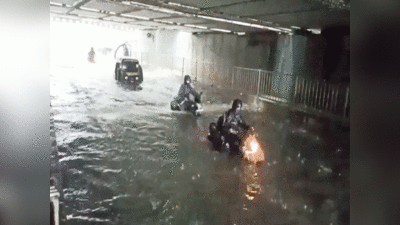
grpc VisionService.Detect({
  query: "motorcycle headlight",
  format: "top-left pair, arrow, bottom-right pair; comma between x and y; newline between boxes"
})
135,77 -> 139,80
136,64 -> 139,68
122,65 -> 127,70
125,76 -> 128,80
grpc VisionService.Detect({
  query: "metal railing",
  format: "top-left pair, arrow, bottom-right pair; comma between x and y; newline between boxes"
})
232,67 -> 264,95
231,66 -> 350,120
232,67 -> 277,98
293,77 -> 349,119
258,70 -> 275,96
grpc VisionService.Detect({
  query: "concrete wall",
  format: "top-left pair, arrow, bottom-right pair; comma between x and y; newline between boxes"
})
137,29 -> 193,74
191,32 -> 278,71
190,32 -> 295,97
191,33 -> 237,63
139,29 -> 192,58
190,33 -> 238,84
189,31 -> 334,99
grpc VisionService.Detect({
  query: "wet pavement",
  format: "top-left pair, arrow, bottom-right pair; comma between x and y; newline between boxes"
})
51,62 -> 349,225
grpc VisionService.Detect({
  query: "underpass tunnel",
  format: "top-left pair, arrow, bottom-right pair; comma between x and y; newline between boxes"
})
50,1 -> 349,224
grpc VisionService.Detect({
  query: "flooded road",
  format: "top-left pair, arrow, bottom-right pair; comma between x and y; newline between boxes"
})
51,62 -> 349,225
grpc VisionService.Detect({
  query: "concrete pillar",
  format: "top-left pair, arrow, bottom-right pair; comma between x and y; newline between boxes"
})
272,34 -> 294,101
50,186 -> 60,225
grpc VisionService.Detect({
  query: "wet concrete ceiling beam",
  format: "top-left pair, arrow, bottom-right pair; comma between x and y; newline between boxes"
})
115,8 -> 143,16
152,15 -> 184,20
56,1 -> 290,33
118,0 -> 200,14
66,0 -> 92,14
240,7 -> 330,18
198,0 -> 266,11
104,1 -> 290,33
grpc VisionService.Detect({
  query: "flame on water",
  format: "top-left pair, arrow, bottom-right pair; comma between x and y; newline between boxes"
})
241,134 -> 265,164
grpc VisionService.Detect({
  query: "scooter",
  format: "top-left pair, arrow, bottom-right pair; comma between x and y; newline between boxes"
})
88,55 -> 95,63
208,123 -> 249,155
170,93 -> 203,116
208,120 -> 264,163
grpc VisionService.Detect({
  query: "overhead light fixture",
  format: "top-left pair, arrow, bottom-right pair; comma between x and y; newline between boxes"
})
50,2 -> 62,7
121,14 -> 150,20
156,8 -> 186,16
250,24 -> 282,32
210,28 -> 231,33
185,24 -> 207,29
109,12 -> 116,15
195,25 -> 208,29
291,26 -> 301,29
80,7 -> 99,12
154,19 -> 174,24
237,32 -> 246,35
123,1 -> 187,16
198,14 -> 286,32
197,15 -> 227,23
307,28 -> 321,34
229,20 -> 252,26
250,24 -> 265,28
168,2 -> 200,10
278,27 -> 293,32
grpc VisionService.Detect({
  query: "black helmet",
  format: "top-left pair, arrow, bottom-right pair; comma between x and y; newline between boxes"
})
232,99 -> 242,110
184,75 -> 191,83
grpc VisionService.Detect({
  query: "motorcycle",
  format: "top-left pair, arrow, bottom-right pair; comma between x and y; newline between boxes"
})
88,53 -> 95,63
170,93 -> 203,116
208,119 -> 265,163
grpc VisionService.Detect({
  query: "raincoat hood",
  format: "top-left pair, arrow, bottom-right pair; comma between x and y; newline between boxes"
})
184,75 -> 191,84
232,99 -> 243,111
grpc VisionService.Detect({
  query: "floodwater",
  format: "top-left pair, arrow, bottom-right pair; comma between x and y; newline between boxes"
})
51,60 -> 349,225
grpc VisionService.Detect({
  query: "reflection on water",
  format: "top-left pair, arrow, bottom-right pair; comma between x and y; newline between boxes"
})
51,65 -> 349,224
243,164 -> 262,201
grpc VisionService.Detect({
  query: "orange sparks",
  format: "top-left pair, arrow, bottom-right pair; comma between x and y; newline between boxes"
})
241,134 -> 265,164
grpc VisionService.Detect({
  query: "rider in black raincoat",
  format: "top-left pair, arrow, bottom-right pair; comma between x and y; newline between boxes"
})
221,99 -> 250,134
88,47 -> 95,63
176,75 -> 201,111
220,99 -> 251,153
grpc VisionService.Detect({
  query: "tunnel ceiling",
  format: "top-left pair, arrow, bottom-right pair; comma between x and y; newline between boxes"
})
50,0 -> 350,34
